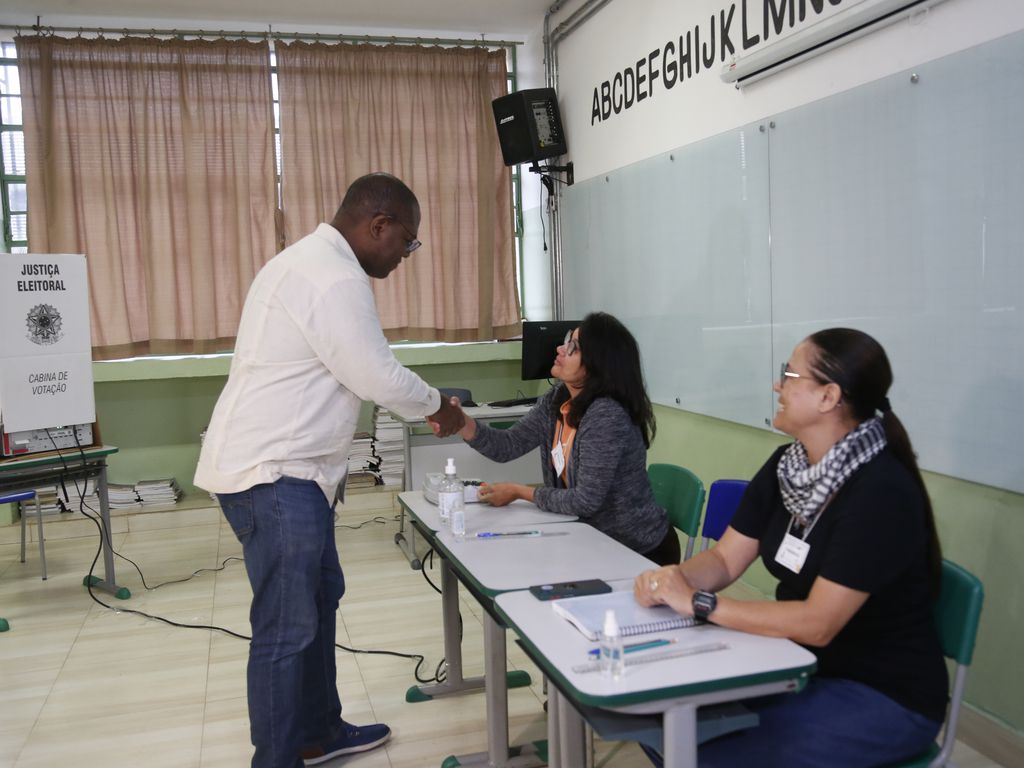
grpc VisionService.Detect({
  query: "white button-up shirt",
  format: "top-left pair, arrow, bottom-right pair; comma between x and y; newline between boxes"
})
195,223 -> 440,501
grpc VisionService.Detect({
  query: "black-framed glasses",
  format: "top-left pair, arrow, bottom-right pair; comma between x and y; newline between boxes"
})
383,214 -> 421,253
563,329 -> 580,357
779,362 -> 803,388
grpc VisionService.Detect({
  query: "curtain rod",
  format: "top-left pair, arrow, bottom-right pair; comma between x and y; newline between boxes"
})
0,22 -> 521,48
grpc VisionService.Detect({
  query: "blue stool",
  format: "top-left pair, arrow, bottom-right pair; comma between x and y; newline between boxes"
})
2,490 -> 47,581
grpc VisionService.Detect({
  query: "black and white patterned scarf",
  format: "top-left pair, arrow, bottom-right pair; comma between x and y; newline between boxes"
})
777,416 -> 887,528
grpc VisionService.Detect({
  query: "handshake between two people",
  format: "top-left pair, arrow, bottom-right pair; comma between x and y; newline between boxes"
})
425,397 -> 523,507
426,395 -> 476,440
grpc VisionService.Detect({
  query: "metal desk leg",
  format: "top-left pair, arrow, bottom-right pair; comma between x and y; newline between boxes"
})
394,508 -> 422,570
443,613 -> 545,767
662,702 -> 698,768
394,426 -> 422,569
407,559 -> 530,704
547,685 -> 562,768
407,559 -> 481,700
556,690 -> 586,767
82,462 -> 130,600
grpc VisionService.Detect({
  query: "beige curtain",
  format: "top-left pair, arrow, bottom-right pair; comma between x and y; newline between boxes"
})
275,42 -> 521,342
17,35 -> 278,359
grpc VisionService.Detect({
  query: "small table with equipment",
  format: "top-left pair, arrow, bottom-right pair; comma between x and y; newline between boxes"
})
0,445 -> 129,600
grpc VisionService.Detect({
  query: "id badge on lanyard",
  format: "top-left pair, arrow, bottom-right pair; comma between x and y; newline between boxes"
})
550,443 -> 566,477
775,532 -> 810,574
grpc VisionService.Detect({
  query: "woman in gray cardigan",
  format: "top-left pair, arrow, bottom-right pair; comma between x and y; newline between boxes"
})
457,312 -> 679,565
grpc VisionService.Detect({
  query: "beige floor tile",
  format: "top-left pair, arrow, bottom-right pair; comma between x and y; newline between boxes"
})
16,702 -> 205,768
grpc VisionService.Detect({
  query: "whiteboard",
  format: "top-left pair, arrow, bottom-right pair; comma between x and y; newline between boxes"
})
562,122 -> 773,430
560,30 -> 1024,493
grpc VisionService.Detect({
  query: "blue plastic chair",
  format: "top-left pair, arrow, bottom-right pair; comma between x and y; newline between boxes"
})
4,489 -> 47,580
647,464 -> 705,560
700,479 -> 748,552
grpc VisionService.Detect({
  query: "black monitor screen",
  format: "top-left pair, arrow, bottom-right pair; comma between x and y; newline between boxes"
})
521,320 -> 580,381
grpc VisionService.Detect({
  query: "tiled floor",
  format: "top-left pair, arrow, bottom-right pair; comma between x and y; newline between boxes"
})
0,498 -> 1007,768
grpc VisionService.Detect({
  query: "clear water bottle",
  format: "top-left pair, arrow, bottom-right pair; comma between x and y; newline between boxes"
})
437,457 -> 463,530
450,487 -> 466,542
600,609 -> 625,679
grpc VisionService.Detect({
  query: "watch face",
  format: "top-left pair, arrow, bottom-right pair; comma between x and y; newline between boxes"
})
693,591 -> 717,619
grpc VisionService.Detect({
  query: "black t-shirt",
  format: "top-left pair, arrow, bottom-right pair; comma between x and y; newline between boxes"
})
731,445 -> 948,723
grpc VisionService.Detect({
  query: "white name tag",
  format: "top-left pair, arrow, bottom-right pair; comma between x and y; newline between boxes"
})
551,443 -> 566,477
775,532 -> 810,574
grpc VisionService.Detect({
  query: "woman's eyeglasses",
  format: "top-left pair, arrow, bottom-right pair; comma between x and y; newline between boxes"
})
779,363 -> 802,388
563,330 -> 580,357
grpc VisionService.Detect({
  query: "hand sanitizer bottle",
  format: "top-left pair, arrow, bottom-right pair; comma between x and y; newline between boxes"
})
600,609 -> 624,679
437,457 -> 462,529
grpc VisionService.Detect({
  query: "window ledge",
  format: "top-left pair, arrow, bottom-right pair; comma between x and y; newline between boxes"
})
92,340 -> 523,382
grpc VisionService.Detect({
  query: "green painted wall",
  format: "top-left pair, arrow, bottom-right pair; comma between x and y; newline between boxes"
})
647,403 -> 1024,735
90,348 -> 547,497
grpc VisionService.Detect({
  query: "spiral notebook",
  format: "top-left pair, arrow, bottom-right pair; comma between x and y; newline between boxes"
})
550,589 -> 699,641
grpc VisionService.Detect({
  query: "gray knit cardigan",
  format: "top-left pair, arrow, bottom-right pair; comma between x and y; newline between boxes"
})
467,385 -> 669,554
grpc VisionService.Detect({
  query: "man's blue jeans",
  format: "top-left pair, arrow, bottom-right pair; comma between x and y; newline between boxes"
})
219,477 -> 345,768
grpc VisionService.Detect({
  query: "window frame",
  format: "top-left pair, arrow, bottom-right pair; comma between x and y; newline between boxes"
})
0,41 -> 26,254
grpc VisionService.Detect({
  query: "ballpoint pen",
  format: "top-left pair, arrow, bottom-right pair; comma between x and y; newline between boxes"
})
476,530 -> 542,538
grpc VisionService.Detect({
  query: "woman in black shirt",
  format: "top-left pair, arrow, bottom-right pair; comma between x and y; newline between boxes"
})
635,328 -> 946,767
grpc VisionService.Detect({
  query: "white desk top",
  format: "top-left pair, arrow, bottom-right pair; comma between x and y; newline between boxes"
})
398,490 -> 575,533
434,522 -> 655,596
495,585 -> 817,709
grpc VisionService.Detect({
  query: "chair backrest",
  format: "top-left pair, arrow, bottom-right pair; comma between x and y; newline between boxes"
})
647,463 -> 705,559
439,387 -> 473,405
896,560 -> 984,768
935,559 -> 984,666
700,479 -> 749,551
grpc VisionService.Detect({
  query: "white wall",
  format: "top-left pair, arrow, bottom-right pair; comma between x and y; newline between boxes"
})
553,0 -> 1024,182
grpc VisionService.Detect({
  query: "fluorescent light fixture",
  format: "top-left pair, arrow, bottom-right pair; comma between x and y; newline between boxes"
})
721,0 -> 948,88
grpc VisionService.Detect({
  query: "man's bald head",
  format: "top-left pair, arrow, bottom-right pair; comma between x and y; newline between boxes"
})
334,173 -> 419,225
331,173 -> 421,279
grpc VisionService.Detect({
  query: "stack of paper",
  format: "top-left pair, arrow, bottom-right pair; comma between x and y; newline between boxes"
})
22,479 -> 101,516
108,483 -> 141,509
346,430 -> 381,487
373,408 -> 405,488
135,478 -> 183,507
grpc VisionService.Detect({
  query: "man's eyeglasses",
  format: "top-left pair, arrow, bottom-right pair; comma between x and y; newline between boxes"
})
779,363 -> 803,388
383,214 -> 421,253
563,330 -> 580,357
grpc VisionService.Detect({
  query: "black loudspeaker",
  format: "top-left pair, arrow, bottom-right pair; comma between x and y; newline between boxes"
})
492,88 -> 567,167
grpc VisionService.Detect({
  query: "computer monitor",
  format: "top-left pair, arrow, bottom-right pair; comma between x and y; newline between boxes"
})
521,320 -> 580,381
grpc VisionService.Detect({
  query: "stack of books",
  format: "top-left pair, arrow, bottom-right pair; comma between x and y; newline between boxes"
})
347,431 -> 380,480
373,408 -> 405,488
108,483 -> 141,509
22,479 -> 101,516
135,478 -> 183,507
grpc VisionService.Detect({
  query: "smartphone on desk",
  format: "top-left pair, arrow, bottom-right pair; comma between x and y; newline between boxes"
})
529,579 -> 612,601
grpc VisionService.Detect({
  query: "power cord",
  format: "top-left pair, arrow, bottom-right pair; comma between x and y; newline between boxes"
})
38,436 -> 450,683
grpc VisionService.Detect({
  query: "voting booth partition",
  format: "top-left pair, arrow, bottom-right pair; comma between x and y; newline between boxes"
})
0,253 -> 97,452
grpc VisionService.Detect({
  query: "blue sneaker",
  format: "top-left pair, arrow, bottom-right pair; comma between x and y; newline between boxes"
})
301,721 -> 391,765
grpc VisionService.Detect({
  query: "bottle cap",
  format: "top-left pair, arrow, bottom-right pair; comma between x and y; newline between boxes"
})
445,457 -> 457,475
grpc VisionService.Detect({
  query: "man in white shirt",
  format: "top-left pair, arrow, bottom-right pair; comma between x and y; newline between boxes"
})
195,173 -> 463,768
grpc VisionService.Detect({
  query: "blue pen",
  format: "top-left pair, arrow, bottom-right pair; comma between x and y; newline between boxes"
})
476,530 -> 542,538
588,638 -> 675,657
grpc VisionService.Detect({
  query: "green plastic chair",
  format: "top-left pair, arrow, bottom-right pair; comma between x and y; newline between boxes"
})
887,559 -> 985,768
647,463 -> 705,560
